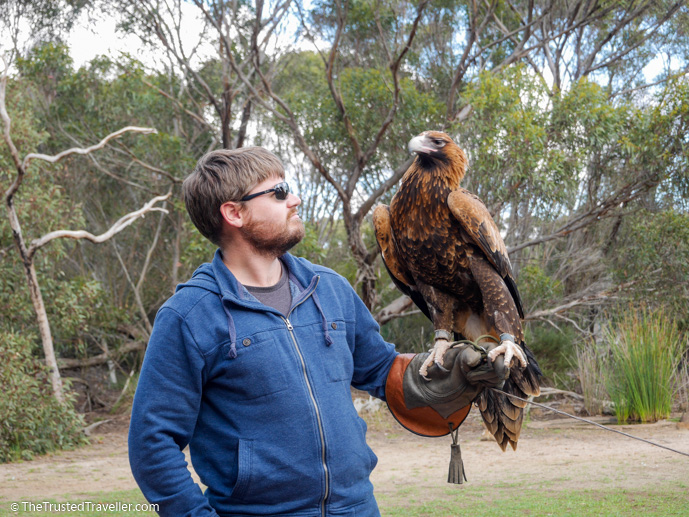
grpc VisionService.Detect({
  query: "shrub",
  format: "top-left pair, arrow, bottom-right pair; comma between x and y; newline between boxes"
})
524,322 -> 576,385
604,308 -> 686,423
0,332 -> 86,463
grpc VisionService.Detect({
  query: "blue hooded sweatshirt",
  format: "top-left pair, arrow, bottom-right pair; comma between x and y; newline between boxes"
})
128,250 -> 398,516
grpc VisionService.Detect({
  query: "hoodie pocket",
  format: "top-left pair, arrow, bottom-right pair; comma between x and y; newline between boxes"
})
230,436 -> 323,506
221,334 -> 289,399
320,322 -> 353,383
230,439 -> 253,500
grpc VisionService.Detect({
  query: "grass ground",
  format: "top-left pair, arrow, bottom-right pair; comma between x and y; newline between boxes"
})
377,483 -> 689,516
1,406 -> 688,516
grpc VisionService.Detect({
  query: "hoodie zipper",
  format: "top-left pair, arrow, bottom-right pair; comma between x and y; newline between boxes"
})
281,278 -> 328,517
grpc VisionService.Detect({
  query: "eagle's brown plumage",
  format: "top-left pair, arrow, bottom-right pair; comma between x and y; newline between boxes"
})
373,130 -> 541,451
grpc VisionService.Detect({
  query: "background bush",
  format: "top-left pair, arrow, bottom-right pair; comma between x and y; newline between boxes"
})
0,332 -> 86,462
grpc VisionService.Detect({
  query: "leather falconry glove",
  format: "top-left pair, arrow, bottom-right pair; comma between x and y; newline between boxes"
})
385,342 -> 509,485
403,344 -> 508,418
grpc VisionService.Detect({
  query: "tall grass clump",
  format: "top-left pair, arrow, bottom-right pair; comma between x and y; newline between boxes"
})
574,340 -> 609,416
605,308 -> 685,423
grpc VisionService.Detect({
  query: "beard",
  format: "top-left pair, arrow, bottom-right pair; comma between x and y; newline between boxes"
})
240,209 -> 305,258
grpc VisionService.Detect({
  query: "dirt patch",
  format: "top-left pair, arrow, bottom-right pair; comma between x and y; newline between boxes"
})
368,409 -> 689,496
1,408 -> 688,503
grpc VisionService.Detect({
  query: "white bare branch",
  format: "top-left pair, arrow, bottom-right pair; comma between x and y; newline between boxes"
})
22,126 -> 157,170
523,277 -> 649,322
28,193 -> 172,259
375,294 -> 414,325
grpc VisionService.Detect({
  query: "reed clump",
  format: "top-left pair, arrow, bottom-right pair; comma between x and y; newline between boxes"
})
605,308 -> 685,424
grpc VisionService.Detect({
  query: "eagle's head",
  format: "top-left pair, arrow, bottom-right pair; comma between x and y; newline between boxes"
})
408,130 -> 467,182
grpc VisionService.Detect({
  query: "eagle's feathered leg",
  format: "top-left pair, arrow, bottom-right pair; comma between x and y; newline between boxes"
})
468,256 -> 539,450
467,255 -> 527,369
413,281 -> 458,378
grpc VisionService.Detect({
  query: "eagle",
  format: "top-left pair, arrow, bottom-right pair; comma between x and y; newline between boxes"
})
373,130 -> 541,451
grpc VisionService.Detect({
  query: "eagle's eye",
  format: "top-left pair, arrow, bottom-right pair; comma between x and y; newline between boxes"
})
433,139 -> 445,146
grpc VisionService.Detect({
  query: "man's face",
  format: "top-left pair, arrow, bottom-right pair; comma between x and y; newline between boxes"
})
240,176 -> 305,257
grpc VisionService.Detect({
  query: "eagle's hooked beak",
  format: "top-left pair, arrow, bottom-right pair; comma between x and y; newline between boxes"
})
408,134 -> 436,155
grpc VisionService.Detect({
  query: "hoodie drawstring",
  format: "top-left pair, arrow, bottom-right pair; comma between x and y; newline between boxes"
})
220,297 -> 238,359
311,291 -> 334,347
220,274 -> 331,358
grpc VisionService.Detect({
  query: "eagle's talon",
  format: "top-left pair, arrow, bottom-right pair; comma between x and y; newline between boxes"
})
418,352 -> 434,379
434,359 -> 450,373
419,338 -> 452,378
488,339 -> 527,368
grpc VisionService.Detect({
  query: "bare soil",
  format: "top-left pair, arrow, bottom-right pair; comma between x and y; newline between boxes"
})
1,408 -> 688,505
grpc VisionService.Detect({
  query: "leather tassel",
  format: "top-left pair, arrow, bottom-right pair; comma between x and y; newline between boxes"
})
447,424 -> 467,484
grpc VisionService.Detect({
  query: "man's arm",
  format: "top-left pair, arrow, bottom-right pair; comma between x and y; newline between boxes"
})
128,308 -> 218,517
345,281 -> 398,399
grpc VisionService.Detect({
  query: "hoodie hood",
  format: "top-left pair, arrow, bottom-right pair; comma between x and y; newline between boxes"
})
176,249 -> 318,301
175,249 -> 332,359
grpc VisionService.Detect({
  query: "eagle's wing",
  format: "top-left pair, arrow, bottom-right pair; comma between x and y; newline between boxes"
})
372,205 -> 431,320
446,189 -> 524,318
447,189 -> 541,451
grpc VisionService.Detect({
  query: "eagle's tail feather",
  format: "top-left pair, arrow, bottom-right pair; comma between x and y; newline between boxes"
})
477,388 -> 523,452
478,342 -> 542,451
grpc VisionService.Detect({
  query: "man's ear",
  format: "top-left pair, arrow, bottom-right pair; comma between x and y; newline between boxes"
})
220,201 -> 245,229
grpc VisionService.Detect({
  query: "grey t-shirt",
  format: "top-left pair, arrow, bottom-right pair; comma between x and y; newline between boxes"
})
244,263 -> 292,316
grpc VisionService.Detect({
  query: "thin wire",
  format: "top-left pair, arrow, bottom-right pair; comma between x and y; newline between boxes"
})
490,387 -> 689,459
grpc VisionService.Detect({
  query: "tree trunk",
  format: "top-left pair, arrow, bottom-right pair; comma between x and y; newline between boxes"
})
10,226 -> 65,404
25,260 -> 65,403
345,213 -> 377,310
5,191 -> 65,403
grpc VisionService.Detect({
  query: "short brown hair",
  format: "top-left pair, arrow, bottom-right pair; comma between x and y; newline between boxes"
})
183,147 -> 285,245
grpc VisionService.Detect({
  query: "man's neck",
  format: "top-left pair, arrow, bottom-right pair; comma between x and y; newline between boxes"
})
219,243 -> 283,288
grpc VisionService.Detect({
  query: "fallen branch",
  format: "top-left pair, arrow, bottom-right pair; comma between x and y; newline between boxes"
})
535,388 -> 615,415
57,340 -> 145,369
83,419 -> 113,436
536,387 -> 585,400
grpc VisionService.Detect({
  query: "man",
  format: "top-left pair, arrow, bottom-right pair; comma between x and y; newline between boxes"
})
128,147 -> 506,516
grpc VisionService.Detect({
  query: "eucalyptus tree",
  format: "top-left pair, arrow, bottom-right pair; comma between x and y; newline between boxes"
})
107,0 -> 688,326
112,0 -> 292,150
1,62 -> 170,401
249,0 -> 688,319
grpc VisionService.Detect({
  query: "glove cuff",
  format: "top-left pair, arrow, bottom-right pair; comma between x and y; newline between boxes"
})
385,354 -> 471,437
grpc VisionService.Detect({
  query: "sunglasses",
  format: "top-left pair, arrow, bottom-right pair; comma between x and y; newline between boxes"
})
240,181 -> 291,202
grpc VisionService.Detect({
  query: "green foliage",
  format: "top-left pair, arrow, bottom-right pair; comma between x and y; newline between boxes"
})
612,209 -> 689,330
519,263 -> 563,313
179,217 -> 217,274
273,51 -> 445,187
524,323 -> 576,385
0,332 -> 86,463
604,308 -> 686,423
291,222 -> 327,264
456,66 -> 579,216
